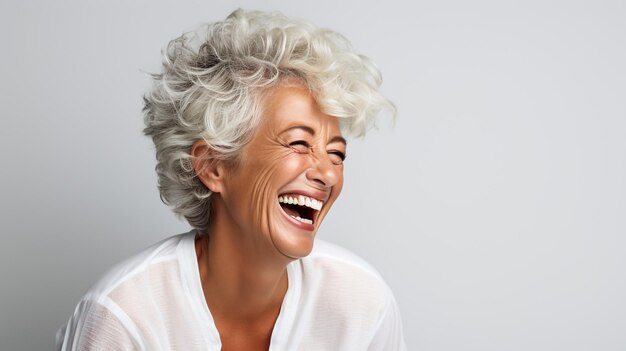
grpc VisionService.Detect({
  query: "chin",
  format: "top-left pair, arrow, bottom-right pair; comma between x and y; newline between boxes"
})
272,231 -> 317,259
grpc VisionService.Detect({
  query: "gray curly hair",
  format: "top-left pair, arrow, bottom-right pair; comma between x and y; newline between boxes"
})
143,9 -> 395,233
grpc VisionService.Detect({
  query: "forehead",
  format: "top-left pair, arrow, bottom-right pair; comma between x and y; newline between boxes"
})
260,84 -> 341,134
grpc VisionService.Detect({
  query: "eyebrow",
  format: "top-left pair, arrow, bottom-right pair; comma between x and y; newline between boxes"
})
283,125 -> 347,146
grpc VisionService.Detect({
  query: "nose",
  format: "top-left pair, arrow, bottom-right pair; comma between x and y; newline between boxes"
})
305,153 -> 341,188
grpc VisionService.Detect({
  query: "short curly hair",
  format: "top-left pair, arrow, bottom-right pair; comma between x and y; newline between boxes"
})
143,9 -> 395,233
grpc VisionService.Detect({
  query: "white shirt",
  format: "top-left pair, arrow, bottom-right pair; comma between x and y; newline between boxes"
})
57,231 -> 406,350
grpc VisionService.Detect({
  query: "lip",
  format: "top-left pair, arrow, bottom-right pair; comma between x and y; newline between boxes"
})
277,188 -> 329,231
277,188 -> 331,232
277,189 -> 330,203
278,202 -> 316,231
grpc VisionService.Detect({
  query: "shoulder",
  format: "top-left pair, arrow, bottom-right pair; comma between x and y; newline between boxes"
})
299,239 -> 394,316
304,239 -> 388,286
58,231 -> 199,350
82,231 -> 193,302
291,240 -> 404,348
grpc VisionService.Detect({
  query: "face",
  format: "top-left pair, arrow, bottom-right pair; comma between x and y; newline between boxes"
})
218,84 -> 346,259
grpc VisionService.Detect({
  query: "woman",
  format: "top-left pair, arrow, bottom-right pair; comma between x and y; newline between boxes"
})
58,9 -> 406,350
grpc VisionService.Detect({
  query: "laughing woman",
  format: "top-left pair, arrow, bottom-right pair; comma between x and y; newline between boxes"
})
57,9 -> 406,351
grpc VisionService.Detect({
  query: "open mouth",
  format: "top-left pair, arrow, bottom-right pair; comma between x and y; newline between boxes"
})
278,194 -> 323,226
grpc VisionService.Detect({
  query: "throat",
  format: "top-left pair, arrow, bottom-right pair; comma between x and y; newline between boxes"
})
204,265 -> 290,322
212,273 -> 287,351
197,226 -> 291,314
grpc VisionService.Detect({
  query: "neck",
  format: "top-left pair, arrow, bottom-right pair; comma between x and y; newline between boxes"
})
195,200 -> 292,322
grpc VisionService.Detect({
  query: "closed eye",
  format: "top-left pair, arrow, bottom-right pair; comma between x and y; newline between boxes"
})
289,140 -> 310,147
328,150 -> 346,165
288,140 -> 311,153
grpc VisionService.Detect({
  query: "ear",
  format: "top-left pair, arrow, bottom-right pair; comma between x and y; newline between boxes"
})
191,139 -> 226,193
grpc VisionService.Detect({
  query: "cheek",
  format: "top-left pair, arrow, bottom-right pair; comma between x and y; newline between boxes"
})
255,149 -> 307,183
336,174 -> 345,194
326,165 -> 345,205
245,150 -> 307,223
278,154 -> 310,176
332,174 -> 345,202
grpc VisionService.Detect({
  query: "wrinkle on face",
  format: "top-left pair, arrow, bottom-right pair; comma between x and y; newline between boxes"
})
219,83 -> 345,259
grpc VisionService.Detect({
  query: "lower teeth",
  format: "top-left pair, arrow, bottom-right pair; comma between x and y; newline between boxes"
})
291,215 -> 312,225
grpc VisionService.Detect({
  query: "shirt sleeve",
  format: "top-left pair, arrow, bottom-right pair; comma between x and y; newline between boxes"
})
367,290 -> 407,351
57,298 -> 140,351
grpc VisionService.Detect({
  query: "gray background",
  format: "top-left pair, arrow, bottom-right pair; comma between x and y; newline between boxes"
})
1,0 -> 625,350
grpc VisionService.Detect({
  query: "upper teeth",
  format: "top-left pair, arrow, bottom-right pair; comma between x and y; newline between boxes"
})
278,195 -> 323,211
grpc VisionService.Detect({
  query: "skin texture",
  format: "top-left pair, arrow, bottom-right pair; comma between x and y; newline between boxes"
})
191,84 -> 346,350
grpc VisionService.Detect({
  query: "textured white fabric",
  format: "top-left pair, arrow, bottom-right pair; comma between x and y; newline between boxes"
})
57,231 -> 406,350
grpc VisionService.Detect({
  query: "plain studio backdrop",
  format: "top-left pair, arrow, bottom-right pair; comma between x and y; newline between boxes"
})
1,0 -> 625,350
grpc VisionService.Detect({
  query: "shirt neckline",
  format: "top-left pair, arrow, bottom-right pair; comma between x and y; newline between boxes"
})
177,230 -> 300,350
